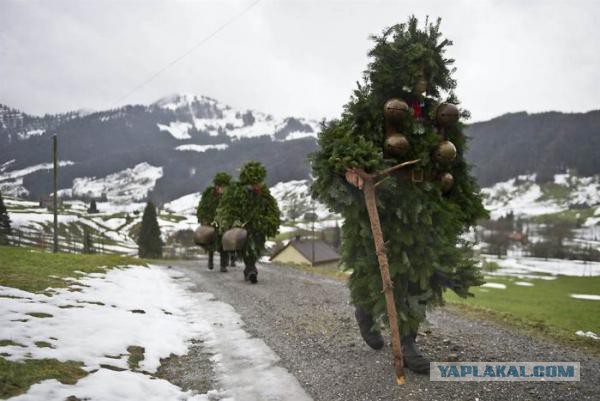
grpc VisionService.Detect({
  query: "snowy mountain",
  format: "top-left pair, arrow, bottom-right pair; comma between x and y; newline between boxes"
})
0,94 -> 319,204
2,96 -> 600,206
482,172 -> 600,225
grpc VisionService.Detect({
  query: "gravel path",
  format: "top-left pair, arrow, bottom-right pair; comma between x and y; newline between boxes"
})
171,258 -> 599,401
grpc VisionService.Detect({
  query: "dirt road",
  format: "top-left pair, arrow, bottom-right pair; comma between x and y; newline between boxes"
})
170,258 -> 598,401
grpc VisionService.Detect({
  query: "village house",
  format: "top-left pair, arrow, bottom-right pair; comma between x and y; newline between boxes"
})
270,236 -> 341,267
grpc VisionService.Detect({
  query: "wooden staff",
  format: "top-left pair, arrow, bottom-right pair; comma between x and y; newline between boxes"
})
346,159 -> 420,385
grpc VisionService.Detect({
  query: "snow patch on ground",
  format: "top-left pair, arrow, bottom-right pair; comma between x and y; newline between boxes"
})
176,144 -> 229,152
0,159 -> 16,172
2,264 -> 313,401
13,369 -> 224,401
570,294 -> 600,301
484,255 -> 600,277
0,161 -> 75,182
481,282 -> 507,289
157,121 -> 192,140
284,131 -> 316,141
270,180 -> 338,222
59,163 -> 163,203
17,128 -> 45,140
7,211 -> 79,229
575,330 -> 599,340
154,93 -> 319,141
482,173 -> 600,220
482,175 -> 562,219
164,192 -> 202,215
514,281 -> 534,287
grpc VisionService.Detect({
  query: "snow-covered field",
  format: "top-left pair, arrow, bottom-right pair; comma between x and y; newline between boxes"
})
483,173 -> 600,221
0,161 -> 75,197
58,163 -> 163,203
482,254 -> 600,278
0,265 -> 312,401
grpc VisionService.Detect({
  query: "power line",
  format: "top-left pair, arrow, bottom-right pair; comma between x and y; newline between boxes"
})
112,0 -> 263,106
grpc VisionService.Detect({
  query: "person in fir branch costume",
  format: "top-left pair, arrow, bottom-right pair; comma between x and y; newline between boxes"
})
197,172 -> 235,272
216,161 -> 280,284
310,16 -> 487,374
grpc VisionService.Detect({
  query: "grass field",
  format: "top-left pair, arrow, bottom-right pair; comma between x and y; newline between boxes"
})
445,274 -> 600,350
0,246 -> 143,293
0,246 -> 147,398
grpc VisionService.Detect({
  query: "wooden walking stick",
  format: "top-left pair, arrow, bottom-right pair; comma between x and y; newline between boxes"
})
347,158 -> 420,385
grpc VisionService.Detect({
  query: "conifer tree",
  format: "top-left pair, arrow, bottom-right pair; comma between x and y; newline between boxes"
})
138,201 -> 162,258
87,199 -> 99,214
0,191 -> 12,245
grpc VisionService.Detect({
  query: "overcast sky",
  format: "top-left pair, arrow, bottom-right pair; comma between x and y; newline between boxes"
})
1,0 -> 599,122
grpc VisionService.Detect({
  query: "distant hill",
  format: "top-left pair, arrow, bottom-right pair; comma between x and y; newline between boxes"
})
466,110 -> 600,187
2,95 -> 598,204
0,94 -> 319,204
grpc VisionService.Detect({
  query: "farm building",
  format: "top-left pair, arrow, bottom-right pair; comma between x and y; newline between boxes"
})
270,236 -> 341,267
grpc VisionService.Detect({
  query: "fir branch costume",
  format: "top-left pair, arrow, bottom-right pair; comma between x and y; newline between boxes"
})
310,17 -> 487,372
216,161 -> 280,283
197,172 -> 235,271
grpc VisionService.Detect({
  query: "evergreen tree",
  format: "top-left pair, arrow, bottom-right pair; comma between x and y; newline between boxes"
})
0,190 -> 12,245
87,199 -> 99,214
311,16 -> 487,338
138,201 -> 162,258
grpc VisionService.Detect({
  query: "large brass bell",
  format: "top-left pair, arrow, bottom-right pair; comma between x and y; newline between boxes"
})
384,98 -> 409,125
434,140 -> 457,163
434,141 -> 456,163
194,225 -> 216,246
222,227 -> 248,251
384,133 -> 410,157
440,172 -> 454,192
436,103 -> 459,127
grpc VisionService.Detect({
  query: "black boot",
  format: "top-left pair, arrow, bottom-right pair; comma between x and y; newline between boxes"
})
220,252 -> 229,272
354,306 -> 384,350
207,250 -> 214,270
247,268 -> 258,284
243,255 -> 258,284
402,333 -> 430,374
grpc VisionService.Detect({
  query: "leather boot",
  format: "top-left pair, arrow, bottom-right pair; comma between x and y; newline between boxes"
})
354,306 -> 384,350
243,255 -> 258,284
402,332 -> 430,374
207,250 -> 214,270
220,252 -> 228,272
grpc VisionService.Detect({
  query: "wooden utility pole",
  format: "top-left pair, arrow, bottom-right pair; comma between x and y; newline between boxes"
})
52,135 -> 58,253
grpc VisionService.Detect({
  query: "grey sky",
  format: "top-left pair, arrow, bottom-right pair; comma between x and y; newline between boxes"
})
1,0 -> 599,122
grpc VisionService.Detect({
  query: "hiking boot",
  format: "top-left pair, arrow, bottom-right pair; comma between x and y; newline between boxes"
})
207,251 -> 214,270
354,306 -> 384,350
402,333 -> 430,374
220,253 -> 229,272
244,266 -> 258,284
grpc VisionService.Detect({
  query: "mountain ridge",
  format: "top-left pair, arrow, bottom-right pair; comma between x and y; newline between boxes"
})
1,94 -> 598,204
